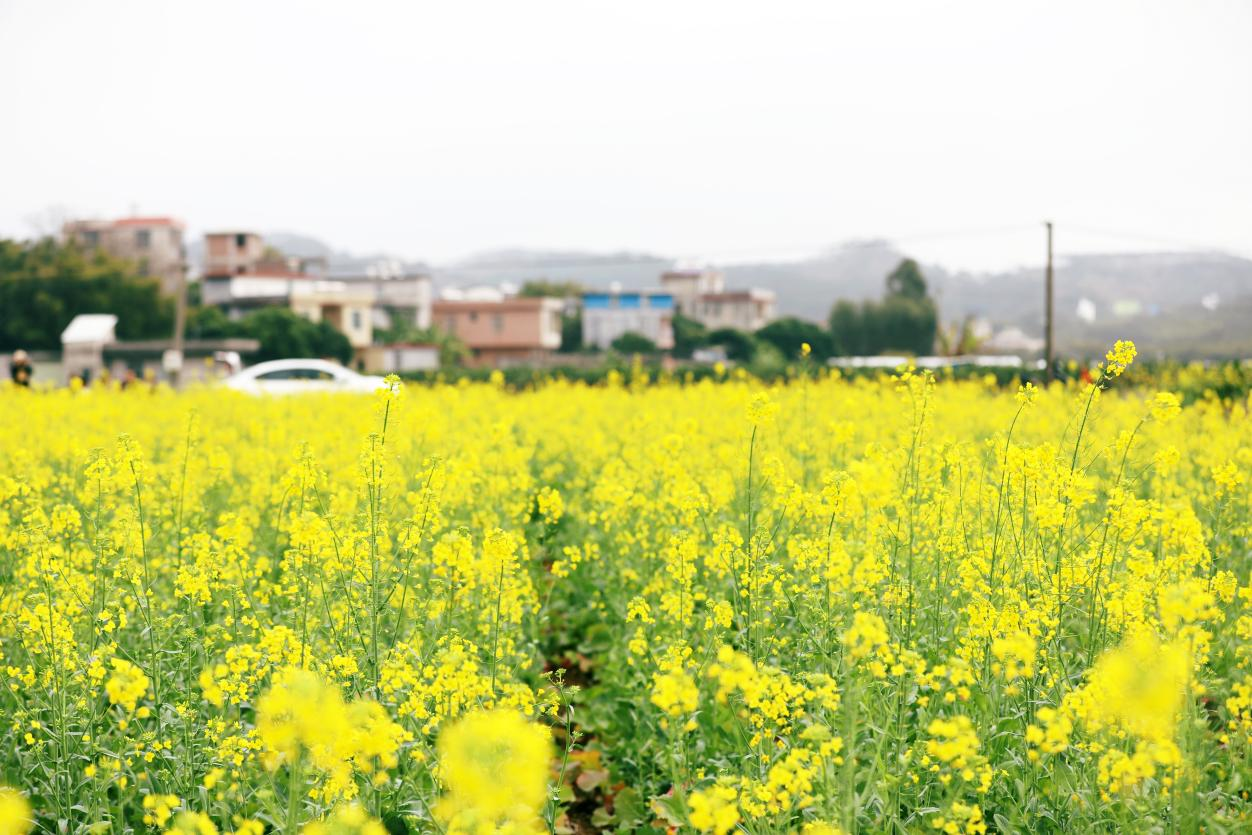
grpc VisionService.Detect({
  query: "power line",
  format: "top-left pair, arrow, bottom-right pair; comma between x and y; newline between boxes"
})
1045,222 -> 1054,383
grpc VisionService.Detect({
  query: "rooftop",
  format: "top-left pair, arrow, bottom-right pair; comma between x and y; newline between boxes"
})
205,270 -> 317,280
583,289 -> 673,298
433,297 -> 561,311
61,314 -> 118,345
661,269 -> 720,279
699,289 -> 775,301
112,216 -> 185,229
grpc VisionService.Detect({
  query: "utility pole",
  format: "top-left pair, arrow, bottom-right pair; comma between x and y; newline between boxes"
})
1044,221 -> 1054,382
169,270 -> 187,388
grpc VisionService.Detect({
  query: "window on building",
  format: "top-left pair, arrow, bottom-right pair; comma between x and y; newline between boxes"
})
492,314 -> 504,333
83,230 -> 99,247
136,229 -> 151,249
351,310 -> 363,331
469,311 -> 478,322
236,234 -> 247,248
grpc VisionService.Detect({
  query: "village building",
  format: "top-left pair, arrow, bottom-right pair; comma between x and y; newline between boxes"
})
201,273 -> 375,350
432,295 -> 563,366
660,268 -> 725,314
201,232 -> 434,368
684,289 -> 776,332
64,216 -> 187,296
660,269 -> 775,332
581,289 -> 675,350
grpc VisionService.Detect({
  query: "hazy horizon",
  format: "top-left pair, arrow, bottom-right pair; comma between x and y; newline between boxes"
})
2,0 -> 1250,272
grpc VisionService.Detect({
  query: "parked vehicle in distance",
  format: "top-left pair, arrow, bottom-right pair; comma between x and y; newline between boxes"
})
223,359 -> 386,395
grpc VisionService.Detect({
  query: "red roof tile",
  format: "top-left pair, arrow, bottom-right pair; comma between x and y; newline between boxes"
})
112,216 -> 184,229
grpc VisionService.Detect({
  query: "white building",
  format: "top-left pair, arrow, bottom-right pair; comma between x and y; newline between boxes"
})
343,273 -> 433,331
202,273 -> 375,348
661,269 -> 724,314
659,269 -> 776,331
685,289 -> 776,332
582,290 -> 675,350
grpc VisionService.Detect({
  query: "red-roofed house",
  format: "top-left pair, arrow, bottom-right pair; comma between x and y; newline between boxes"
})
432,296 -> 563,366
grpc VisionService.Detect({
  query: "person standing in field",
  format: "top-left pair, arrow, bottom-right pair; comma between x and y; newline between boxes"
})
9,350 -> 32,387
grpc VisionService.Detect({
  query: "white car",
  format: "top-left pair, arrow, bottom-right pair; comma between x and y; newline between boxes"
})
223,359 -> 387,395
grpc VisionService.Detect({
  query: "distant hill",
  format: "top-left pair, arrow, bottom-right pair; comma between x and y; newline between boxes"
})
186,231 -> 429,278
1054,294 -> 1252,361
930,251 -> 1252,358
439,248 -> 670,288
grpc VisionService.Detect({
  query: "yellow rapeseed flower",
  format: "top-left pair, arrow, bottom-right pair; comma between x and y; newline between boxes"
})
650,668 -> 698,718
1104,339 -> 1137,377
104,658 -> 149,712
0,788 -> 32,835
435,709 -> 550,835
688,782 -> 740,834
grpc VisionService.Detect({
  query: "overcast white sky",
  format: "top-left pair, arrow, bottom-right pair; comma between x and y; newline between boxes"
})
1,0 -> 1249,271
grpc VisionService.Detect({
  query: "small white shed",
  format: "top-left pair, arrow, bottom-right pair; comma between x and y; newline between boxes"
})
61,314 -> 118,383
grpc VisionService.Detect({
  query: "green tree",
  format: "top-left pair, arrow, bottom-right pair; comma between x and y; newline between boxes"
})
885,258 -> 928,301
185,305 -> 240,340
707,328 -> 758,363
519,280 -> 584,298
828,299 -> 863,356
424,327 -> 470,367
858,301 -> 885,355
373,310 -> 424,345
240,308 -> 353,364
372,313 -> 469,366
671,313 -> 709,359
876,296 -> 935,354
559,311 -> 583,353
0,237 -> 172,351
825,258 -> 938,356
610,331 -> 657,354
755,316 -> 831,359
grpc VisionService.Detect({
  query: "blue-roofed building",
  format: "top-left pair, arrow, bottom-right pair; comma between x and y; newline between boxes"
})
582,289 -> 675,350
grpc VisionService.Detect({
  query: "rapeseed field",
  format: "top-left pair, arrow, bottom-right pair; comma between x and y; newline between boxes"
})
1,342 -> 1250,834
